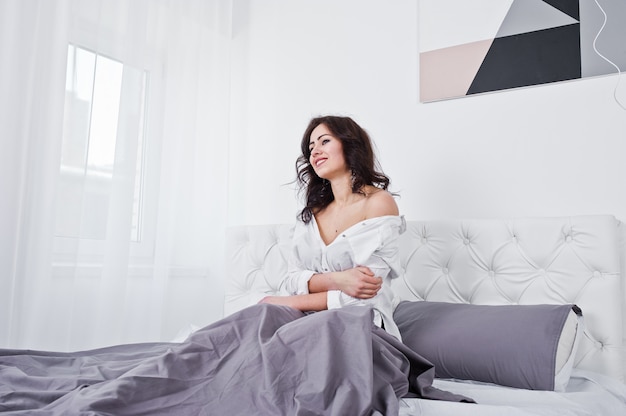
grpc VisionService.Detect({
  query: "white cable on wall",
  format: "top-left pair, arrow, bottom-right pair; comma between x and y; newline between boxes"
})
593,0 -> 626,111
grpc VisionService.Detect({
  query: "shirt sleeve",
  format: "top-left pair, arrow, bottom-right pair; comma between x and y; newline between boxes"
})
349,216 -> 405,279
279,220 -> 317,295
327,290 -> 357,309
280,267 -> 315,295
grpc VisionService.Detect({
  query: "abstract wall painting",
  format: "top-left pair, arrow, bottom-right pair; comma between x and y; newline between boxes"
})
419,0 -> 626,102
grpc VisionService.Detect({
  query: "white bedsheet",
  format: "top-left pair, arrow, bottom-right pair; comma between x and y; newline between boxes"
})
400,369 -> 626,416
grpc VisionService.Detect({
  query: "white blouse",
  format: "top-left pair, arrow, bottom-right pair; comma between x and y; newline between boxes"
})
280,214 -> 406,340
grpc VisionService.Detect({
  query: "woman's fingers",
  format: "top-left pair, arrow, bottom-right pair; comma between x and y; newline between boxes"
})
354,274 -> 382,298
336,267 -> 383,298
355,266 -> 375,276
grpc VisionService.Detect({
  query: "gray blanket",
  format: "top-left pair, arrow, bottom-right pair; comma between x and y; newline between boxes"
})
0,304 -> 471,415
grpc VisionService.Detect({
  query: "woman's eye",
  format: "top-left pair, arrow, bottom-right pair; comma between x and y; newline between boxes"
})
322,139 -> 330,145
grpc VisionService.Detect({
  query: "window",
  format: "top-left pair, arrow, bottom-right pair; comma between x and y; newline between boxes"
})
56,44 -> 149,243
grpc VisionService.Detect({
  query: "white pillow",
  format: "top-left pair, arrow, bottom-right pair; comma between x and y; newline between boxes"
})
554,310 -> 584,391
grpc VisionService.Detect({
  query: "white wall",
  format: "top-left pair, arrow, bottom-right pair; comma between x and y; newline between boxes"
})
226,0 -> 626,230
6,0 -> 623,346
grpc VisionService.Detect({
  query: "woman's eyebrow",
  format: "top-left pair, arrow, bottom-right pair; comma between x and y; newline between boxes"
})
310,134 -> 332,146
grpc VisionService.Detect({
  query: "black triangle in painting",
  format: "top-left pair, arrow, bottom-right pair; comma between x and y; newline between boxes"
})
542,0 -> 579,21
467,24 -> 581,95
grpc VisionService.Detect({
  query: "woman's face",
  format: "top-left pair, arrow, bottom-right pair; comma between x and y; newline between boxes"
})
308,123 -> 348,180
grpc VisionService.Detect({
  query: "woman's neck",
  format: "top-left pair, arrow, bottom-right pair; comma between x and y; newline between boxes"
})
330,174 -> 358,207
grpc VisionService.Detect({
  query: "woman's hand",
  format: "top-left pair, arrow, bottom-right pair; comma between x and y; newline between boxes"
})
334,266 -> 381,299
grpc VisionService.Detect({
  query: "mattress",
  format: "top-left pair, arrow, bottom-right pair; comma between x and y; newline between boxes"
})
399,369 -> 626,416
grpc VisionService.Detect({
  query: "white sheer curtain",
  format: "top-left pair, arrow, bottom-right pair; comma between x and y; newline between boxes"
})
0,0 -> 231,351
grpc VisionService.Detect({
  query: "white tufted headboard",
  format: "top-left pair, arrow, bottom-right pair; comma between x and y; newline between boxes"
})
224,215 -> 625,383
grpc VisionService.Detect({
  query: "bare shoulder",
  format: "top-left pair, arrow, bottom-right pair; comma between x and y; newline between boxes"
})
363,187 -> 399,218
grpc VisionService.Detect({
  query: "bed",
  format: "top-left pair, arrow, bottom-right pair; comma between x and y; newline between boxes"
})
224,214 -> 626,415
1,215 -> 624,415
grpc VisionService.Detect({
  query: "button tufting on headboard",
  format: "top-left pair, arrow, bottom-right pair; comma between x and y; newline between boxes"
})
224,215 -> 625,383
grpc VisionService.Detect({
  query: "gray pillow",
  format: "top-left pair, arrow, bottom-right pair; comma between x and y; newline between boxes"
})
393,301 -> 582,391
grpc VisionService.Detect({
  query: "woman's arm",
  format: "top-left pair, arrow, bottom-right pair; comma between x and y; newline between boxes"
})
263,266 -> 382,311
266,267 -> 380,312
307,267 -> 382,299
259,292 -> 327,311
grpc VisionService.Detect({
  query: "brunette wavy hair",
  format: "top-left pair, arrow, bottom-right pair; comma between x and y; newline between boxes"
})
296,115 -> 392,223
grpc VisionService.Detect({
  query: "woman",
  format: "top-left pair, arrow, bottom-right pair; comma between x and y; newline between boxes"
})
260,115 -> 405,340
0,116 -> 471,415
